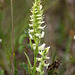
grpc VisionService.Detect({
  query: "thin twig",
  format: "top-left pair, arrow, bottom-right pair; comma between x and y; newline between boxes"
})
10,0 -> 14,75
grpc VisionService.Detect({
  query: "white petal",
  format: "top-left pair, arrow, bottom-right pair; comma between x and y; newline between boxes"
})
28,29 -> 34,33
39,43 -> 46,50
39,21 -> 45,24
46,46 -> 50,50
37,17 -> 42,20
44,63 -> 49,68
40,5 -> 42,10
36,57 -> 41,61
29,24 -> 33,27
30,19 -> 33,21
45,57 -> 50,59
0,39 -> 2,43
35,33 -> 40,36
38,51 -> 42,55
33,44 -> 36,50
29,34 -> 33,39
35,11 -> 38,13
36,14 -> 41,17
35,9 -> 37,10
40,31 -> 45,38
45,46 -> 50,52
74,35 -> 75,39
30,15 -> 33,18
38,25 -> 45,30
36,67 -> 41,72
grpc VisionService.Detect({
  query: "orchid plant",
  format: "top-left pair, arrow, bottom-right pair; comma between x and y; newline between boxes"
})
24,0 -> 50,75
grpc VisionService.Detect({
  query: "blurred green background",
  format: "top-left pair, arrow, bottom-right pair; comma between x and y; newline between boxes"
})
0,0 -> 75,75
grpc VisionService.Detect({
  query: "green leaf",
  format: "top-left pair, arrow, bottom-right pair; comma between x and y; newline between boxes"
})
18,45 -> 25,53
19,34 -> 27,45
0,70 -> 4,75
24,52 -> 32,74
19,62 -> 28,73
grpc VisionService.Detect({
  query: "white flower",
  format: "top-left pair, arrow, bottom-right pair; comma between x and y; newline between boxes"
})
37,17 -> 42,20
45,57 -> 50,59
29,24 -> 33,27
43,56 -> 50,60
28,29 -> 34,33
74,35 -> 75,40
36,14 -> 41,17
40,5 -> 42,10
29,34 -> 33,39
38,26 -> 45,30
35,33 -> 40,37
35,33 -> 43,39
34,9 -> 37,10
38,51 -> 42,55
36,67 -> 41,72
30,15 -> 34,18
45,46 -> 50,53
36,57 -> 41,61
0,39 -> 2,43
35,11 -> 38,13
38,43 -> 46,50
44,63 -> 49,68
33,44 -> 36,50
40,31 -> 45,38
30,19 -> 34,21
46,46 -> 50,49
39,21 -> 45,24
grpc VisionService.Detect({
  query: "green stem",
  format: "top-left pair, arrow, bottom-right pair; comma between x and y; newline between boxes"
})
33,46 -> 38,75
33,55 -> 37,75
